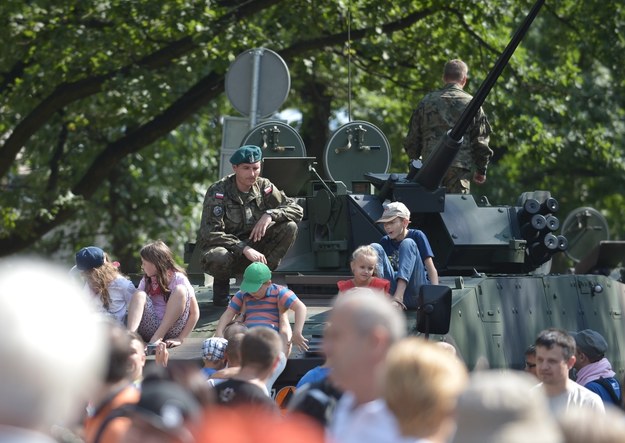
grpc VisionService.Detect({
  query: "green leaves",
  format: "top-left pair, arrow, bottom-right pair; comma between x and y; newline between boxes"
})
1,0 -> 624,267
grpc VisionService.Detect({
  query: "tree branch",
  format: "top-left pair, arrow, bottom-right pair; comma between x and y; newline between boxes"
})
340,51 -> 423,91
543,4 -> 581,34
0,59 -> 27,94
0,73 -> 111,179
443,6 -> 531,92
46,112 -> 68,193
0,70 -> 225,254
442,6 -> 499,54
0,2 -> 441,254
280,6 -> 437,60
0,0 -> 285,180
72,72 -> 223,199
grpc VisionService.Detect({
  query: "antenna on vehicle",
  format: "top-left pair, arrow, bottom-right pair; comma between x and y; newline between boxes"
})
346,0 -> 352,122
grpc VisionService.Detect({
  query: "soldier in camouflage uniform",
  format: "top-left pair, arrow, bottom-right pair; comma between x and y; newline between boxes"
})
404,59 -> 493,194
198,145 -> 303,306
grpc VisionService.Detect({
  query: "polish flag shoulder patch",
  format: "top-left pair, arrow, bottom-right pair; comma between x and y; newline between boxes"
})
215,192 -> 224,200
264,185 -> 273,195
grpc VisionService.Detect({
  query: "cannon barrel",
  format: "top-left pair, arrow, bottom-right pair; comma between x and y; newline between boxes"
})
544,214 -> 560,232
521,214 -> 547,240
517,198 -> 541,223
414,0 -> 546,189
540,197 -> 559,214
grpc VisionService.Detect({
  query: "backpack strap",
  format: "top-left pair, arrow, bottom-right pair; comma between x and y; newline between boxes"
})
93,406 -> 132,443
593,377 -> 622,405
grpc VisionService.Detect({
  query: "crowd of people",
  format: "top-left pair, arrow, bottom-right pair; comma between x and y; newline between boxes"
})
1,259 -> 625,443
2,58 -> 623,442
3,211 -> 625,443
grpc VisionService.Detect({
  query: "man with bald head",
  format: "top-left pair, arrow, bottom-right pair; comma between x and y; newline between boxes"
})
324,288 -> 406,443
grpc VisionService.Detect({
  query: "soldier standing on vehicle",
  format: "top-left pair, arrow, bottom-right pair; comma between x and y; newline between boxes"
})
198,145 -> 303,306
404,59 -> 493,194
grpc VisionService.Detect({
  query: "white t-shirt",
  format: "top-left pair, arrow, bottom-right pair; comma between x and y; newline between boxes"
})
0,427 -> 57,443
540,380 -> 605,415
89,276 -> 136,323
330,392 -> 403,443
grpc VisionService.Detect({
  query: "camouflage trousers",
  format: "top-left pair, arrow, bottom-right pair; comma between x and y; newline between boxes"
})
442,166 -> 472,194
202,221 -> 298,282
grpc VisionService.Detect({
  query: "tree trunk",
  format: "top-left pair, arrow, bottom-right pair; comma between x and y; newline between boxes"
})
108,159 -> 140,275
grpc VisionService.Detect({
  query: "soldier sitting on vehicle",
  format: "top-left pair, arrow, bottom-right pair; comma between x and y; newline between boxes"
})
197,145 -> 304,306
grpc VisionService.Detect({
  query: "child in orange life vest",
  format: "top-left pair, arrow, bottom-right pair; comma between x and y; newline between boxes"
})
337,245 -> 391,296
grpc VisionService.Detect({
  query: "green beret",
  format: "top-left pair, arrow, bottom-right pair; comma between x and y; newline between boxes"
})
230,145 -> 263,165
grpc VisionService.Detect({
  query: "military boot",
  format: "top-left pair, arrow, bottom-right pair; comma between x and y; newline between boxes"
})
212,279 -> 230,307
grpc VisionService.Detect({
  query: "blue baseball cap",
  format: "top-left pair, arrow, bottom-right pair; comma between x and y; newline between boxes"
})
75,246 -> 105,271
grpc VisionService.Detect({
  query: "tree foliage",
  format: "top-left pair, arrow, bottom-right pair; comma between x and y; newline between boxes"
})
1,0 -> 624,269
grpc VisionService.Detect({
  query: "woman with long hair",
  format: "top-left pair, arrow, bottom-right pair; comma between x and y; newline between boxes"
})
126,240 -> 200,347
75,246 -> 137,323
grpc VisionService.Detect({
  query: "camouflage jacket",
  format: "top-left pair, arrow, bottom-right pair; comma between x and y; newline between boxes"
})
403,83 -> 493,174
198,175 -> 303,255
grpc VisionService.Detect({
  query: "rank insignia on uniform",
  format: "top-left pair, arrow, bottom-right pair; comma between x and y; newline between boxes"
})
213,206 -> 224,216
264,186 -> 273,195
215,192 -> 224,199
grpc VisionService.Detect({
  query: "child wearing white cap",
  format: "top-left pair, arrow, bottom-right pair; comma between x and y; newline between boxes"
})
371,202 -> 439,309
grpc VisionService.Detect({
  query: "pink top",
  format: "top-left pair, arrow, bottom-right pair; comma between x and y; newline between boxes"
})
138,271 -> 194,321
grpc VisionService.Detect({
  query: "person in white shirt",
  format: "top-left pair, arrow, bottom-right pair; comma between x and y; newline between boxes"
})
323,288 -> 406,443
75,246 -> 137,323
0,260 -> 106,442
534,328 -> 605,415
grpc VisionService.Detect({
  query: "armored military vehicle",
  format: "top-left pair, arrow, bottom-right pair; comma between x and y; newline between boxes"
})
186,0 -> 625,383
